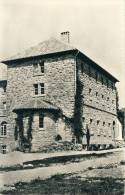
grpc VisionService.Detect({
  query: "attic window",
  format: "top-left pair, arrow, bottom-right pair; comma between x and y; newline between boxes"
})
33,61 -> 44,75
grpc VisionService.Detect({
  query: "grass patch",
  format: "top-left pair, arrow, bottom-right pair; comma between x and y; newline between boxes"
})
1,173 -> 124,195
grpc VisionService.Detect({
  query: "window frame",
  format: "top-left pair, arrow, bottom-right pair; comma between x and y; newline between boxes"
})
1,122 -> 7,136
34,83 -> 45,96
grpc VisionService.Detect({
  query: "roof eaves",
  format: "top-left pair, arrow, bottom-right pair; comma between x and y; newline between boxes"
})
78,51 -> 119,82
1,49 -> 77,64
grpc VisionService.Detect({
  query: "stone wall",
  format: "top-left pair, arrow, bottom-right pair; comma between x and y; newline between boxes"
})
77,58 -> 118,145
30,112 -> 72,151
5,54 -> 75,151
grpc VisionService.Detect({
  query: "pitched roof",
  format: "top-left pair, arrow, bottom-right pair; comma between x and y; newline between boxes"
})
4,37 -> 75,61
1,36 -> 118,82
13,98 -> 59,112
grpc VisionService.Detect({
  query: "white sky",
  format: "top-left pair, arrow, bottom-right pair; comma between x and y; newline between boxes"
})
0,0 -> 124,108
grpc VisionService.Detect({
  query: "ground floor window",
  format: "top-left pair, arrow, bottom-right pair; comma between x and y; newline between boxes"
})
1,122 -> 7,136
1,145 -> 6,154
39,113 -> 44,129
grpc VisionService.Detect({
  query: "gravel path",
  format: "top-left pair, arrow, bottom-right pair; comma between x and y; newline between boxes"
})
0,148 -> 124,167
0,149 -> 124,191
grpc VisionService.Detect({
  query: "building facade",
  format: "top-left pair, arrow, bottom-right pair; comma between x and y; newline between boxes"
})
0,32 -> 119,153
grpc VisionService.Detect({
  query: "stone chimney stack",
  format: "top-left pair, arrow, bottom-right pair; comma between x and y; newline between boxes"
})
61,31 -> 70,44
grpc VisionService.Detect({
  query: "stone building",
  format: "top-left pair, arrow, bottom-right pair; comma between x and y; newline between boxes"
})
0,32 -> 119,153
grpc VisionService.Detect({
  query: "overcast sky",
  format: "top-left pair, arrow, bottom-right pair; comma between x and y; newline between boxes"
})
0,0 -> 124,108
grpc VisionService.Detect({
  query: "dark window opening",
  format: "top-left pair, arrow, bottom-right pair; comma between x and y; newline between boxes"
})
39,113 -> 44,129
97,120 -> 100,125
103,122 -> 105,126
39,61 -> 44,73
89,88 -> 92,95
108,123 -> 111,127
55,134 -> 62,141
40,83 -> 44,94
96,92 -> 98,96
34,84 -> 38,95
90,119 -> 93,124
1,145 -> 6,154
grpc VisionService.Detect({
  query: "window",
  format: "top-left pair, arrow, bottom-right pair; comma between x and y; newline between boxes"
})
108,123 -> 111,127
103,121 -> 105,126
82,117 -> 85,122
3,102 -> 6,110
96,92 -> 98,97
107,97 -> 109,101
112,100 -> 114,104
96,72 -> 98,82
89,88 -> 92,95
1,122 -> 7,136
39,113 -> 44,129
3,86 -> 6,93
34,84 -> 39,95
1,145 -> 6,154
97,120 -> 100,125
34,83 -> 45,95
102,94 -> 104,99
39,61 -> 44,73
40,83 -> 44,94
33,61 -> 44,74
90,119 -> 93,124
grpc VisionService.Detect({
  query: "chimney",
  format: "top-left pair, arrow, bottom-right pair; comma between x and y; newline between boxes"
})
60,31 -> 70,44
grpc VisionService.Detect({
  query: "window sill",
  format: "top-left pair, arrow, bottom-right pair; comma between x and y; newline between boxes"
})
33,73 -> 44,77
0,136 -> 7,138
39,128 -> 45,131
33,94 -> 46,97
